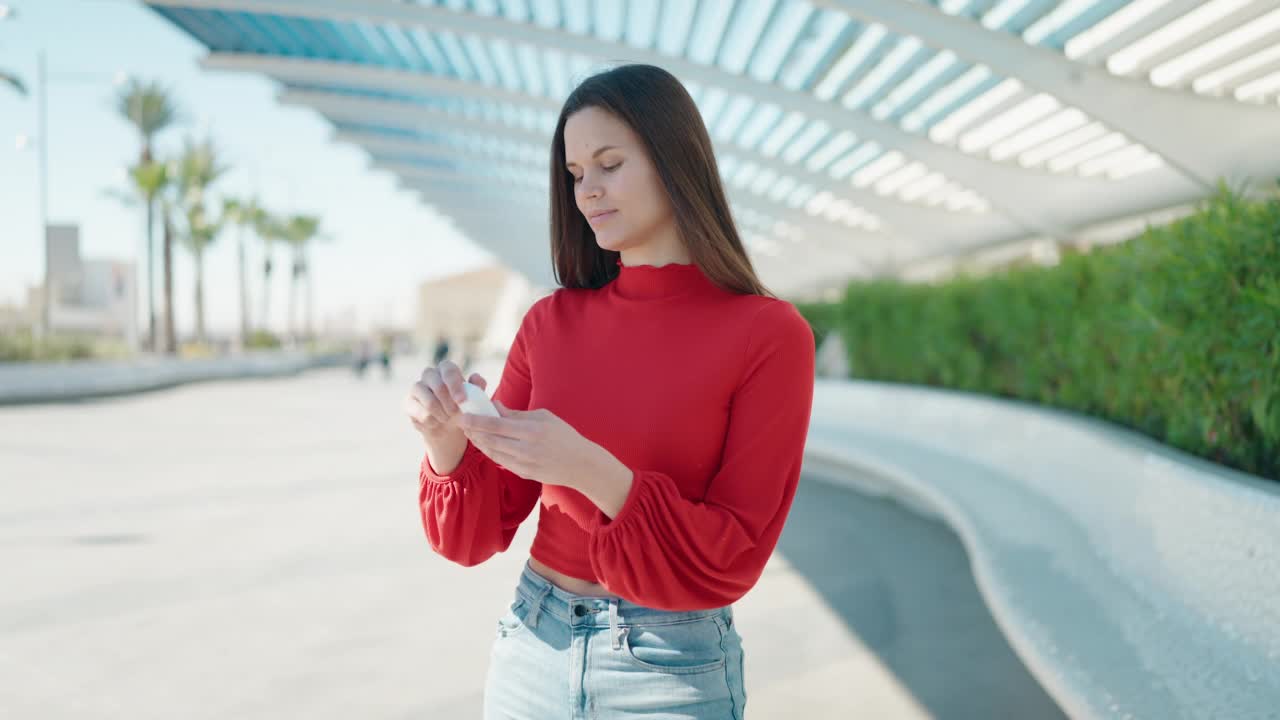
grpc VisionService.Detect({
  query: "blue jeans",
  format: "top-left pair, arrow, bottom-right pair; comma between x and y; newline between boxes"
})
483,560 -> 748,719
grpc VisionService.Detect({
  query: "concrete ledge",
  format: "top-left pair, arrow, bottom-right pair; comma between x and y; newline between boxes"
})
0,351 -> 354,405
804,379 -> 1280,720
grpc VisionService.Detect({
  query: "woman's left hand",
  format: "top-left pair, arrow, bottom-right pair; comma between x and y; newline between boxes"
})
456,400 -> 611,490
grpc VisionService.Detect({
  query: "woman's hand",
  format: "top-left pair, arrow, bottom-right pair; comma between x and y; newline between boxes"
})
456,401 -> 620,492
404,360 -> 487,443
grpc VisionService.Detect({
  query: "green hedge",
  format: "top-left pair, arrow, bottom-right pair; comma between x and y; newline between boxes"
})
0,329 -> 131,363
796,184 -> 1280,482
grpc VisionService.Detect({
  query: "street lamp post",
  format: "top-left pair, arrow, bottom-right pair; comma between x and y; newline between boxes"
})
37,49 -> 49,339
20,48 -> 126,340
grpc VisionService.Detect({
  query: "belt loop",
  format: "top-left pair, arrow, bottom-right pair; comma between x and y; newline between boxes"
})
609,598 -> 623,650
525,583 -> 552,629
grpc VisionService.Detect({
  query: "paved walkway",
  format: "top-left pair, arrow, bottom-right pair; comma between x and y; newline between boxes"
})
0,358 -> 1063,718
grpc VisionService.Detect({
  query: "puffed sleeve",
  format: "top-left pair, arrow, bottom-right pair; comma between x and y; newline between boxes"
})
418,305 -> 543,567
584,301 -> 816,610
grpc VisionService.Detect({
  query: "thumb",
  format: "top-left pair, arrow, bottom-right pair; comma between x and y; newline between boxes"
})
494,398 -> 513,417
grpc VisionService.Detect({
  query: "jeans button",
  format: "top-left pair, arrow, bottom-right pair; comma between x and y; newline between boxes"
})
574,604 -> 588,617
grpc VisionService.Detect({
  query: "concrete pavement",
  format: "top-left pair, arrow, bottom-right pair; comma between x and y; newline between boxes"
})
0,357 -> 1062,718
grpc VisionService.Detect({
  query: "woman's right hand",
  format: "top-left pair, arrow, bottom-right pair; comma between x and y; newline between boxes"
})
404,360 -> 487,442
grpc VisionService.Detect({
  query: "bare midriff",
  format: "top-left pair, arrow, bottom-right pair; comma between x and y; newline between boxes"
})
528,555 -> 612,597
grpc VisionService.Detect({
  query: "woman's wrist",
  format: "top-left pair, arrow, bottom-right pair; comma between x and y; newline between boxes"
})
424,429 -> 469,476
575,446 -> 635,520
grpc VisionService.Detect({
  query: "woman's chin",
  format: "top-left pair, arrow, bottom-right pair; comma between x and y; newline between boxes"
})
595,234 -> 626,251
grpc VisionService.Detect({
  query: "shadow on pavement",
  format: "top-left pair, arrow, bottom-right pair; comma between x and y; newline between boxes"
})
775,461 -> 1068,720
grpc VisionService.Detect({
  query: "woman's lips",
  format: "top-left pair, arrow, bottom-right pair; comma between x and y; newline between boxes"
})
588,210 -> 617,224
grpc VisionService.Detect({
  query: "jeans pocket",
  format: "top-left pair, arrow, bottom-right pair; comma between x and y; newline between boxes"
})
621,614 -> 728,675
495,596 -> 530,638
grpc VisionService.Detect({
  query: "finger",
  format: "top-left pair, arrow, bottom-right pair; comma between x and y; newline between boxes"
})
422,375 -> 461,417
462,415 -> 523,439
408,383 -> 433,413
438,361 -> 468,406
473,431 -> 531,467
470,434 -> 519,471
403,395 -> 428,424
469,373 -> 487,391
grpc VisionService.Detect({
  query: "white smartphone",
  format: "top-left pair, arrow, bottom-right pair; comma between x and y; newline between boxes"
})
457,381 -> 500,418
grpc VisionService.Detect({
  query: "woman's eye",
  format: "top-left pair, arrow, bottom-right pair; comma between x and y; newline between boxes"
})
569,163 -> 619,183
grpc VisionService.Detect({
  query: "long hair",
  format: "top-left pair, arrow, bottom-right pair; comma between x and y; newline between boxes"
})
548,63 -> 776,298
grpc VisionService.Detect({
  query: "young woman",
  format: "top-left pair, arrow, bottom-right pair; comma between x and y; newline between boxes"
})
407,63 -> 816,719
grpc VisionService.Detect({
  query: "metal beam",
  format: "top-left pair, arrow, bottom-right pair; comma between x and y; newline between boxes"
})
333,130 -> 542,169
335,126 -> 956,264
401,175 -> 885,285
444,210 -> 558,290
394,164 -> 904,264
211,52 -> 1013,245
287,90 -> 878,246
426,186 -> 856,299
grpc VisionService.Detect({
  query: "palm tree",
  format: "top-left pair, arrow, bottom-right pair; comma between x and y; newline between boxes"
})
255,211 -> 283,337
173,136 -> 227,346
158,159 -> 180,356
107,160 -> 174,352
115,77 -> 179,352
279,214 -> 326,344
222,197 -> 265,349
179,201 -> 224,345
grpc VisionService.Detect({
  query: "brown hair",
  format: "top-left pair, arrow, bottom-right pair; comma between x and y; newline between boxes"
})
548,63 -> 776,299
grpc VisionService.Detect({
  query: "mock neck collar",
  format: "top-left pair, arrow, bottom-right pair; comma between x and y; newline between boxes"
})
609,256 -> 714,301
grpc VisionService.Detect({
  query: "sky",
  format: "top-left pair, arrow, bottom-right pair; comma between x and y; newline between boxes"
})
0,0 -> 498,336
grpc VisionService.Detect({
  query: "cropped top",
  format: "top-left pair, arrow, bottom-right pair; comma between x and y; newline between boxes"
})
419,258 -> 816,611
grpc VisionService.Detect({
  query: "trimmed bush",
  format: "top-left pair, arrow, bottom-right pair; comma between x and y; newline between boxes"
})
245,329 -> 282,349
796,184 -> 1280,481
0,330 -> 129,363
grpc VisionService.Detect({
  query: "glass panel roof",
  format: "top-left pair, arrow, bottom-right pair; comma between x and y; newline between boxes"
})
145,0 -> 1280,276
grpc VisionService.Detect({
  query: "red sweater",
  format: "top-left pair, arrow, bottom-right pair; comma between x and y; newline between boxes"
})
418,259 -> 816,611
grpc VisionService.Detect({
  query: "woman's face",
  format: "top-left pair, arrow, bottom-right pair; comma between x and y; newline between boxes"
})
563,106 -> 675,254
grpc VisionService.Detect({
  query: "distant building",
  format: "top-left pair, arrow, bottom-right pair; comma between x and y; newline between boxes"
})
15,224 -> 139,346
415,265 -> 550,370
0,299 -> 37,334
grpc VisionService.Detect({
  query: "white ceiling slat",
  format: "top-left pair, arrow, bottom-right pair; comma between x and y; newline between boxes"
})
720,0 -> 782,75
779,9 -> 851,91
748,0 -> 815,83
655,0 -> 700,58
929,78 -> 1024,144
562,0 -> 590,35
623,0 -> 661,50
813,22 -> 887,100
514,43 -> 546,97
1107,0 -> 1255,77
592,0 -> 625,42
486,37 -> 525,92
841,35 -> 924,110
1192,44 -> 1280,96
1152,7 -> 1280,89
688,0 -> 739,67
